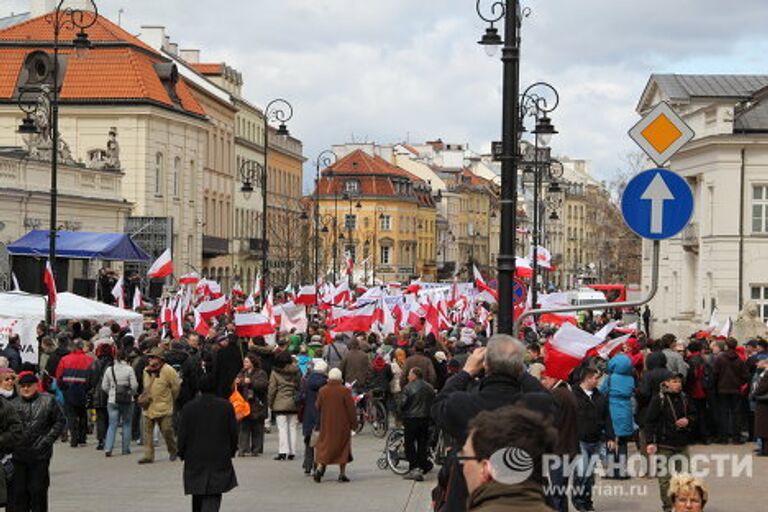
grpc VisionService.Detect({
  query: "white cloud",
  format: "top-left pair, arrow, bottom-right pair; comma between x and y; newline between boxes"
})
4,0 -> 768,189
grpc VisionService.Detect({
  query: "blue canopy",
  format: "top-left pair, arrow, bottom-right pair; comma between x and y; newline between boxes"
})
8,230 -> 150,262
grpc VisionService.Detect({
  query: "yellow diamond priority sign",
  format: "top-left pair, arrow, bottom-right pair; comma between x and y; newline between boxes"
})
629,101 -> 695,166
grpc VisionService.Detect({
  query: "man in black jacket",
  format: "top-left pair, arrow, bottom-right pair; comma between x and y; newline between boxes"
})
645,373 -> 695,512
571,367 -> 614,512
10,372 -> 66,512
401,367 -> 435,482
431,334 -> 554,512
0,391 -> 22,508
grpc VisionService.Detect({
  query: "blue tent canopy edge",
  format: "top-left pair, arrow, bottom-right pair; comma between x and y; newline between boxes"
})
7,230 -> 151,262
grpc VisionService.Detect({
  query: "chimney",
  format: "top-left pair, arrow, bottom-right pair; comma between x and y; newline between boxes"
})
139,25 -> 167,52
179,49 -> 200,64
168,42 -> 178,55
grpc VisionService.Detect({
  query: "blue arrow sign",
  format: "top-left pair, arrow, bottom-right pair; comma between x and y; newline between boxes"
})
621,168 -> 693,240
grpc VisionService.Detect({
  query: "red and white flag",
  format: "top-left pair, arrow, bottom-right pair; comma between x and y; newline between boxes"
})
405,278 -> 422,295
263,290 -> 276,327
148,248 -> 173,279
170,298 -> 183,339
515,257 -> 533,278
193,308 -> 210,337
43,260 -> 57,306
333,303 -> 377,332
719,317 -> 732,338
196,295 -> 228,321
234,312 -> 275,337
544,323 -> 603,380
294,285 -> 317,306
178,272 -> 200,286
230,282 -> 245,298
132,287 -> 143,311
111,277 -> 125,309
528,245 -> 553,270
537,292 -> 577,325
280,302 -> 309,332
345,252 -> 354,276
596,334 -> 632,360
594,321 -> 619,342
473,265 -> 498,302
253,273 -> 262,298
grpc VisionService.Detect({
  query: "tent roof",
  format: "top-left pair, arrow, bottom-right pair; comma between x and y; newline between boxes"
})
0,291 -> 143,324
7,230 -> 150,261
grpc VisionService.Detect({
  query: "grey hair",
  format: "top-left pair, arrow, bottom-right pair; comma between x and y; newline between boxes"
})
0,356 -> 8,368
485,334 -> 525,378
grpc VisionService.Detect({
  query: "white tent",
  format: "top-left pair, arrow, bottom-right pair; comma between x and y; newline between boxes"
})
0,291 -> 143,364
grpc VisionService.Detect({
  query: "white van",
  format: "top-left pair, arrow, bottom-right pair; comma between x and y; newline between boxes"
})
566,288 -> 608,313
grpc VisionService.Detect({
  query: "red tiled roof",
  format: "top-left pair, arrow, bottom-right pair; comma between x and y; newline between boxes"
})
0,11 -> 156,54
326,149 -> 423,182
191,63 -> 223,75
460,168 -> 491,186
0,12 -> 205,117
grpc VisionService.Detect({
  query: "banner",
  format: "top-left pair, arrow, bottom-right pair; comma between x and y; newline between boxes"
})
0,318 -> 38,364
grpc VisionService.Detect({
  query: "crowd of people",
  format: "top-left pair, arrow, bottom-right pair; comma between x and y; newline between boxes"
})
1,296 -> 764,512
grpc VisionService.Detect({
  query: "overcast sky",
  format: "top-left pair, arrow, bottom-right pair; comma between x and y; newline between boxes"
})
5,0 -> 768,191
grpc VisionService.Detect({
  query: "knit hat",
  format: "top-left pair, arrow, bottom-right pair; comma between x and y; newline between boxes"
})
313,359 -> 328,375
328,368 -> 343,381
308,335 -> 323,346
0,367 -> 15,375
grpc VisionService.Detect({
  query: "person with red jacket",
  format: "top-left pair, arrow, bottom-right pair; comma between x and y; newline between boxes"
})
685,341 -> 712,444
55,339 -> 94,447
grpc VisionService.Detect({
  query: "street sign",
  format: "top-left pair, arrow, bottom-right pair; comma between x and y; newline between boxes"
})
513,277 -> 527,306
628,101 -> 694,166
621,168 -> 693,240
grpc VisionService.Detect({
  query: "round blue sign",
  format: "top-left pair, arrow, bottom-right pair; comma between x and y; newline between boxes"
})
621,168 -> 693,240
513,278 -> 527,306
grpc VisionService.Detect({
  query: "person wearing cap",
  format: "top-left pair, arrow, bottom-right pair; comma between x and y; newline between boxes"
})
300,359 -> 328,475
645,372 -> 696,512
313,367 -> 358,483
307,335 -> 324,358
0,371 -> 21,509
9,372 -> 65,511
138,347 -> 180,464
54,338 -> 94,448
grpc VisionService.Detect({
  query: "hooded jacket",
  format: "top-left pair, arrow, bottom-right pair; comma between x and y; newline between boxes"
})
637,352 -> 670,415
645,386 -> 695,447
600,354 -> 636,437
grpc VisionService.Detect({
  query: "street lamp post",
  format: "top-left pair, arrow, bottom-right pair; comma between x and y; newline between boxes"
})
372,206 -> 385,285
260,99 -> 293,304
476,0 -> 525,334
319,215 -> 338,282
314,150 -> 337,293
17,0 -> 97,327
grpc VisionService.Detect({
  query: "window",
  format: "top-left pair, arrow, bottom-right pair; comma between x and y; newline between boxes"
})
380,246 -> 391,264
345,180 -> 360,194
750,285 -> 768,321
345,214 -> 357,230
753,185 -> 768,233
173,157 -> 180,197
379,215 -> 391,230
154,152 -> 163,194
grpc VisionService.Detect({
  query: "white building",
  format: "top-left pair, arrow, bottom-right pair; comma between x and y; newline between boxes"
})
637,74 -> 768,337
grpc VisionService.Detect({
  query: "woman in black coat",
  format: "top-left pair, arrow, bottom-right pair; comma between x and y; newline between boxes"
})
300,360 -> 328,474
178,373 -> 238,512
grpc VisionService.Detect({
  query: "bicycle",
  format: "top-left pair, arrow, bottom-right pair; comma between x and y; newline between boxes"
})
354,389 -> 389,438
378,425 -> 447,475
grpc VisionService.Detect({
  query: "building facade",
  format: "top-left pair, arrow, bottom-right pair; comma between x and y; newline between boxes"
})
637,73 -> 768,336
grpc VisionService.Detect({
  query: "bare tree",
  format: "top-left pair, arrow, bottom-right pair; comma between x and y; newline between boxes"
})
608,150 -> 647,202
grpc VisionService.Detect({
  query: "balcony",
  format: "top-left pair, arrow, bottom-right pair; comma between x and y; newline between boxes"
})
681,222 -> 699,253
202,235 -> 228,257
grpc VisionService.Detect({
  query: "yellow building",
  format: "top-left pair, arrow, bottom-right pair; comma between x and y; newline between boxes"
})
313,149 -> 436,284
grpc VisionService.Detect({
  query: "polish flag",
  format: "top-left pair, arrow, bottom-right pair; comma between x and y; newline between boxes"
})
170,298 -> 183,339
294,285 -> 318,306
615,322 -> 638,334
345,253 -> 354,276
234,312 -> 275,337
405,279 -> 422,295
515,258 -> 533,278
147,248 -> 173,279
264,291 -> 276,327
335,281 -> 353,305
544,323 -> 603,380
595,333 -> 632,360
333,303 -> 377,332
43,260 -> 57,306
537,292 -> 577,325
528,246 -> 553,270
473,265 -> 498,302
231,282 -> 245,298
594,321 -> 619,342
178,272 -> 200,286
253,273 -> 262,298
193,308 -> 210,337
719,317 -> 732,338
111,277 -> 125,309
196,295 -> 228,321
132,287 -> 144,311
280,302 -> 308,332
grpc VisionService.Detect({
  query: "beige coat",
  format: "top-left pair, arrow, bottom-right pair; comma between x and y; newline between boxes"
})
143,363 -> 180,419
268,364 -> 300,413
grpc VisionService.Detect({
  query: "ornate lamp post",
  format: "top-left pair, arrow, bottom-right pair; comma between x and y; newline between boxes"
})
314,150 -> 337,290
17,0 -> 98,327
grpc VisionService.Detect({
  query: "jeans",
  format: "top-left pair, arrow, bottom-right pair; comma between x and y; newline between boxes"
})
403,417 -> 431,472
142,415 -> 176,461
64,403 -> 88,446
571,441 -> 605,510
95,407 -> 109,446
192,494 -> 221,512
275,414 -> 298,456
546,456 -> 570,512
105,402 -> 134,454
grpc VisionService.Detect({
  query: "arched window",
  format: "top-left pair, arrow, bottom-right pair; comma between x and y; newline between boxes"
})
173,157 -> 181,197
154,152 -> 163,195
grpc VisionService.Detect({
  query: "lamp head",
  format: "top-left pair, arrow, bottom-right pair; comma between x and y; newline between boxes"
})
73,30 -> 92,60
478,26 -> 502,57
533,115 -> 558,148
